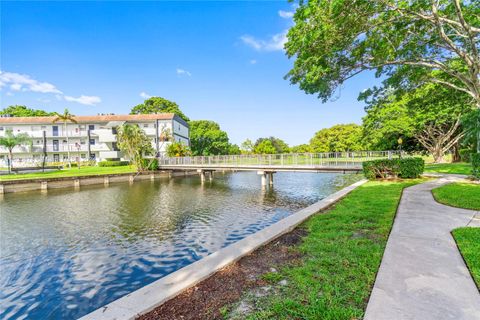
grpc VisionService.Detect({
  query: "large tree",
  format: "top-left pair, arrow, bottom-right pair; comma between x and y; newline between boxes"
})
310,124 -> 364,152
285,0 -> 480,107
0,105 -> 55,117
130,97 -> 190,122
362,82 -> 474,162
116,124 -> 154,170
253,139 -> 277,154
254,137 -> 290,154
189,120 -> 234,156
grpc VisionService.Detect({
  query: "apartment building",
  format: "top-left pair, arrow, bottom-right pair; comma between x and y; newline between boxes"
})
0,113 -> 189,166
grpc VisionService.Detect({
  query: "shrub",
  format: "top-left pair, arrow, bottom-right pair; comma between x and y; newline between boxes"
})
472,153 -> 480,179
98,160 -> 130,167
459,149 -> 474,163
139,158 -> 158,171
363,157 -> 424,180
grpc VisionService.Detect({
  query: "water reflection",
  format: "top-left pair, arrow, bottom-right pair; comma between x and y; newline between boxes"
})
0,171 -> 361,319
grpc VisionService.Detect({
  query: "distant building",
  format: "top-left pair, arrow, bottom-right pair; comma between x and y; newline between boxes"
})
0,113 -> 189,165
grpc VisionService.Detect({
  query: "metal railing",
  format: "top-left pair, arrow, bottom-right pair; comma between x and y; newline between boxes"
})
159,151 -> 405,168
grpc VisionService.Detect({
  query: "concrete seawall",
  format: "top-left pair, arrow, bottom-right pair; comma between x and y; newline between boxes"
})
0,171 -> 196,194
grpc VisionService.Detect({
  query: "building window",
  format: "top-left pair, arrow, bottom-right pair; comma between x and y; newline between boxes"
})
0,127 -> 4,131
112,127 -> 117,134
89,139 -> 95,145
80,140 -> 86,145
53,154 -> 60,162
144,124 -> 149,128
81,154 -> 86,159
41,126 -> 47,130
88,125 -> 95,131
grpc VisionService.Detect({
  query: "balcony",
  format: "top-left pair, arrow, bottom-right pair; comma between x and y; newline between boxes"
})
91,129 -> 117,142
99,151 -> 122,159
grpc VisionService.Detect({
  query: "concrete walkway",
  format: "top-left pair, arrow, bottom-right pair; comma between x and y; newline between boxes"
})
364,178 -> 480,320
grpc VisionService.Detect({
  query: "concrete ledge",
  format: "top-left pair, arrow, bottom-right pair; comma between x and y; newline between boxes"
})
0,171 -> 196,194
80,179 -> 367,320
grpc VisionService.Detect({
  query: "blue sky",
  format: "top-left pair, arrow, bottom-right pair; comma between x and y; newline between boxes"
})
1,1 -> 381,146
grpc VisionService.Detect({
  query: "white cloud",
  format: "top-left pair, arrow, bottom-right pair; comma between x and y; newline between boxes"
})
140,91 -> 151,99
0,71 -> 62,94
0,70 -> 102,106
10,83 -> 22,91
278,10 -> 294,19
250,59 -> 257,64
240,31 -> 287,51
176,68 -> 192,77
64,95 -> 101,106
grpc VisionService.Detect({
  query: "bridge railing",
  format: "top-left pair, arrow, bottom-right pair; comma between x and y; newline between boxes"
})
159,151 -> 405,168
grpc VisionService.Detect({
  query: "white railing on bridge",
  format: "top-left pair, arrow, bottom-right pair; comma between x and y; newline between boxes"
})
159,151 -> 404,168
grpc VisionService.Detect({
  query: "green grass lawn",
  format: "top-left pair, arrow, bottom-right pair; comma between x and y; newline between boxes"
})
424,162 -> 472,175
0,165 -> 137,181
452,227 -> 480,289
432,183 -> 480,210
238,180 -> 421,320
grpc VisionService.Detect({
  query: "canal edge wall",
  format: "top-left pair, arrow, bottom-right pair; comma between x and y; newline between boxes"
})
79,179 -> 368,320
0,171 -> 197,194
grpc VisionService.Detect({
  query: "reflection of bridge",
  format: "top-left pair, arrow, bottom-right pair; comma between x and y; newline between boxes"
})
159,151 -> 402,186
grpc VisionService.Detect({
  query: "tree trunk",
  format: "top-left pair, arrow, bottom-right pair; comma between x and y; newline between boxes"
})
451,142 -> 461,163
431,146 -> 445,163
8,149 -> 13,174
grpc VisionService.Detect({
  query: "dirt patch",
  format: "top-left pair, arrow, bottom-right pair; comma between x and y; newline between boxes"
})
137,227 -> 308,320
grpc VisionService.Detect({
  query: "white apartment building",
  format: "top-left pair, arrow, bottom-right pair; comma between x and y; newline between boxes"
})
0,113 -> 189,166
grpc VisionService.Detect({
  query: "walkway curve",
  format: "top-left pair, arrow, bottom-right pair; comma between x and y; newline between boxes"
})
365,178 -> 480,320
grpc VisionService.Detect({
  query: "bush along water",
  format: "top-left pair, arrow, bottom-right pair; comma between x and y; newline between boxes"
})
98,160 -> 130,167
472,153 -> 480,179
363,157 -> 424,180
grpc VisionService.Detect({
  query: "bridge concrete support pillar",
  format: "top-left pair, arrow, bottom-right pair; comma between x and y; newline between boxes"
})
258,171 -> 275,188
198,169 -> 206,183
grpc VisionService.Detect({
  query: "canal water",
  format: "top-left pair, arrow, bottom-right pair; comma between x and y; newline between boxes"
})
0,172 -> 361,319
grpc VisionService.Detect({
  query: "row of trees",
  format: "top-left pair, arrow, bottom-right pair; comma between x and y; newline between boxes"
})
281,0 -> 480,163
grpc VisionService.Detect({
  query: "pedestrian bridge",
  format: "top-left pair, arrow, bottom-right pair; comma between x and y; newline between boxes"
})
158,151 -> 401,186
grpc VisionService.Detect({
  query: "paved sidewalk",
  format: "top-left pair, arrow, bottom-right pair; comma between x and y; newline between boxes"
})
364,178 -> 480,320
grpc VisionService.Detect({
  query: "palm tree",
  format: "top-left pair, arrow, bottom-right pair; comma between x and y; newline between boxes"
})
116,124 -> 153,171
0,129 -> 31,173
53,108 -> 77,168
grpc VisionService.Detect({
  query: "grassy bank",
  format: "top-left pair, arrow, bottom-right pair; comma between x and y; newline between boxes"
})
0,165 -> 137,181
224,180 -> 421,320
452,228 -> 480,289
424,163 -> 472,175
432,183 -> 480,210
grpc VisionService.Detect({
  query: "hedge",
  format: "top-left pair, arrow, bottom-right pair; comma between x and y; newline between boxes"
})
472,153 -> 480,179
98,160 -> 130,167
459,149 -> 474,163
363,157 -> 424,180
